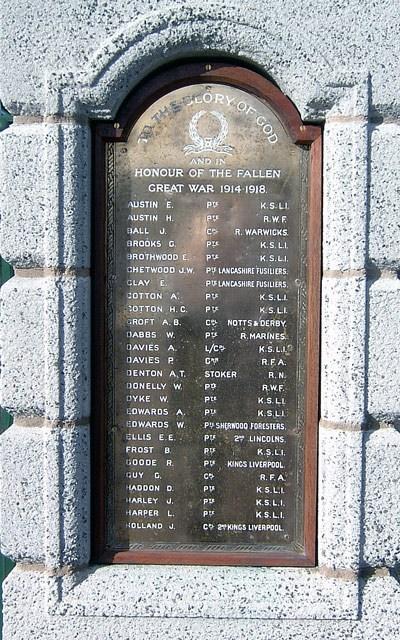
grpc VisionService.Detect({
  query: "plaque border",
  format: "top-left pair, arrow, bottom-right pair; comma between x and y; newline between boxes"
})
91,61 -> 322,567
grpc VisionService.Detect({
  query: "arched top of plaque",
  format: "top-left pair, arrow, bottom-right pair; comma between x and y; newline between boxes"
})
98,61 -> 321,146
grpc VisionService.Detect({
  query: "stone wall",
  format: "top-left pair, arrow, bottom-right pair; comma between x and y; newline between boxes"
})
0,1 -> 399,638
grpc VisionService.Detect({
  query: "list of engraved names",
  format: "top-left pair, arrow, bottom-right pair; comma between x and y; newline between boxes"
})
106,84 -> 308,552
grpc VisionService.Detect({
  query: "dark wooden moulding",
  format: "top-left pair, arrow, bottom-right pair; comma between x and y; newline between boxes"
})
91,61 -> 322,567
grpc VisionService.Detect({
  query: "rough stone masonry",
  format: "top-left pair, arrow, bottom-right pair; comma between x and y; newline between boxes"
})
0,1 -> 399,638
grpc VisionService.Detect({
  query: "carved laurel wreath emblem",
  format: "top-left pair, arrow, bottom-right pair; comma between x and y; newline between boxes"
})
183,110 -> 234,155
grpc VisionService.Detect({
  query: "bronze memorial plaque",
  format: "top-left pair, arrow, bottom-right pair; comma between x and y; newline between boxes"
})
92,64 -> 321,566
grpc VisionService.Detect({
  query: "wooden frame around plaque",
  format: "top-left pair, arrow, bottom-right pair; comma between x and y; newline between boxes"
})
91,61 -> 321,566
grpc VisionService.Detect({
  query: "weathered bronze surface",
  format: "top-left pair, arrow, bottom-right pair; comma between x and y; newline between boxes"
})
104,81 -> 313,557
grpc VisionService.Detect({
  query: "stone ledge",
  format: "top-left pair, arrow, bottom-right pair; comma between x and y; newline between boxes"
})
323,269 -> 366,278
13,115 -> 89,125
13,416 -> 91,429
14,563 -> 82,577
15,267 -> 90,278
322,268 -> 400,280
320,416 -> 400,432
319,419 -> 364,432
30,565 -> 360,620
4,568 -> 400,639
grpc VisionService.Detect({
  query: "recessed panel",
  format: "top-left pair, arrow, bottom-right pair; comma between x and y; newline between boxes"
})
95,73 -> 320,564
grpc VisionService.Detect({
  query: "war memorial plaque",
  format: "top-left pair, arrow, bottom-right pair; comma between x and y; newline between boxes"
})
92,63 -> 321,566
